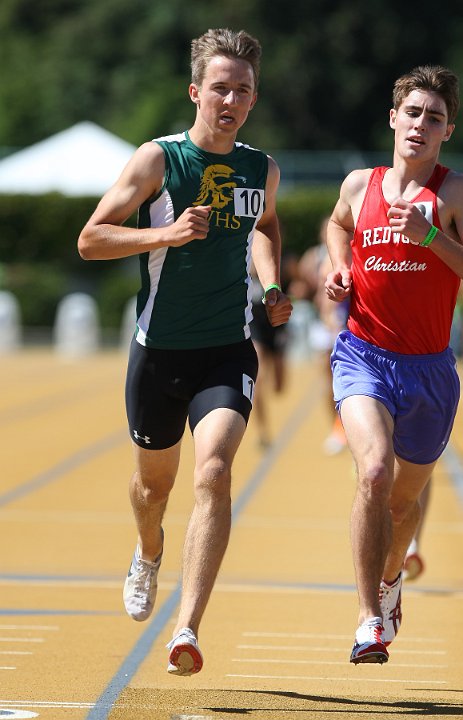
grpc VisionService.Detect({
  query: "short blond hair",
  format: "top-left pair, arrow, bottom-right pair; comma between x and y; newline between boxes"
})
191,28 -> 261,90
393,65 -> 460,124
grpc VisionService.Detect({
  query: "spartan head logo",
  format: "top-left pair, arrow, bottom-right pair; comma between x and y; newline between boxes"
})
193,164 -> 237,209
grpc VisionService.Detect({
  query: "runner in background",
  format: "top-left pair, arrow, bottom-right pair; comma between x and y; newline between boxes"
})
250,253 -> 298,448
295,218 -> 348,454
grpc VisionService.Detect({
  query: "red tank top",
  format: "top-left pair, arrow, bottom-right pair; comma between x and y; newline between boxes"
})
348,164 -> 460,353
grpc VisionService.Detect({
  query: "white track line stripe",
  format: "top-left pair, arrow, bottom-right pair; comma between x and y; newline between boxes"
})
237,643 -> 346,650
0,579 -> 123,588
236,644 -> 446,656
0,651 -> 32,655
232,658 -> 446,668
0,625 -> 58,631
226,673 -> 447,684
0,701 -> 94,708
242,631 -> 444,643
243,632 -> 353,639
0,638 -> 43,643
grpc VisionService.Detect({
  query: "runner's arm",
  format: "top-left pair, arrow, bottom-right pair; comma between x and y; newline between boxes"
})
388,171 -> 463,278
252,157 -> 292,326
78,142 -> 210,260
325,169 -> 368,302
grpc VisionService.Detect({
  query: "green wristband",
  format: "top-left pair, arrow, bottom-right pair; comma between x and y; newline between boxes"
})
421,225 -> 438,247
261,283 -> 281,305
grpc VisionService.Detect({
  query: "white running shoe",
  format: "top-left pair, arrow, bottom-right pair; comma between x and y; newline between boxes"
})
350,616 -> 389,664
123,536 -> 163,622
379,573 -> 402,646
403,551 -> 425,582
166,627 -> 203,676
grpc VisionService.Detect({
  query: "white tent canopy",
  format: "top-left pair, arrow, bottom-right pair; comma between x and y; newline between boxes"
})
0,121 -> 136,196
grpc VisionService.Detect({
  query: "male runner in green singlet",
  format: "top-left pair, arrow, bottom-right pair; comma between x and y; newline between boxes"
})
78,28 -> 292,676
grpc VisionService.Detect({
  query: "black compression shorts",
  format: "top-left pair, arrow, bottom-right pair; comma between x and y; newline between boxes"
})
125,337 -> 258,450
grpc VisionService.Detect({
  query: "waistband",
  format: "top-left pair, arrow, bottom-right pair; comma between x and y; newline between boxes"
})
340,330 -> 454,365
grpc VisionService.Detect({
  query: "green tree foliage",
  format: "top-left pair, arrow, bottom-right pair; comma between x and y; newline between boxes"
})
1,0 -> 463,152
0,189 -> 333,327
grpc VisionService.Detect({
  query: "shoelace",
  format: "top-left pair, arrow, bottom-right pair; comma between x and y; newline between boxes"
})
379,580 -> 401,614
380,578 -> 395,596
167,628 -> 196,649
358,619 -> 385,645
372,623 -> 384,643
133,559 -> 157,599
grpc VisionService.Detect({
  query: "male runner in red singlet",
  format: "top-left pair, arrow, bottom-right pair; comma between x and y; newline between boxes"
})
325,65 -> 463,664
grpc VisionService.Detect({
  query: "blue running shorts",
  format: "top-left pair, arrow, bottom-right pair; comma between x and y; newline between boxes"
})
331,330 -> 460,464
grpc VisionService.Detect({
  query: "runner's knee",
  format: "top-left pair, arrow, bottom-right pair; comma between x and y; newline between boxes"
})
134,469 -> 175,505
194,458 -> 231,501
357,462 -> 391,503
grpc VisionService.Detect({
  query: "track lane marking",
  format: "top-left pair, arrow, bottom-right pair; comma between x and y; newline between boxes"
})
226,673 -> 448,684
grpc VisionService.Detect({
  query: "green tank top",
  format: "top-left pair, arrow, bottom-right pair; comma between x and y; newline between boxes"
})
135,131 -> 269,349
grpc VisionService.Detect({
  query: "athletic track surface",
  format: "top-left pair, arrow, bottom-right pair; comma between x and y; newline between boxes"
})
1,349 -> 462,720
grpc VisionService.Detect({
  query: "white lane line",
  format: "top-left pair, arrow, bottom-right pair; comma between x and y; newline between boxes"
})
243,631 -> 352,639
237,644 -> 446,656
0,509 -> 133,525
214,583 -> 349,595
0,652 -> 32,656
232,657 -> 447,668
0,625 -> 58,631
172,716 -> 213,720
0,638 -> 43,643
1,576 -> 461,598
0,701 -> 94,708
382,649 -> 446,655
0,578 -> 179,589
0,579 -> 123,589
237,643 -> 345,650
170,716 -> 213,720
235,516 -> 348,530
238,515 -> 463,532
0,666 -> 16,670
226,673 -> 447,684
242,631 -> 445,643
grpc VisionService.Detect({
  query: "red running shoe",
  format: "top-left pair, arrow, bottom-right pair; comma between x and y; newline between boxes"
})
350,617 -> 389,664
167,627 -> 203,676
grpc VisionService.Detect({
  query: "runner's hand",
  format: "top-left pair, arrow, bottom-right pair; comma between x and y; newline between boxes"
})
265,291 -> 293,327
164,205 -> 211,247
325,268 -> 352,301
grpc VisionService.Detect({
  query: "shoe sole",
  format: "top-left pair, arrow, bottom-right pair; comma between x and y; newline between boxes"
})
125,607 -> 153,622
123,576 -> 156,622
350,643 -> 389,665
350,650 -> 389,664
167,643 -> 203,676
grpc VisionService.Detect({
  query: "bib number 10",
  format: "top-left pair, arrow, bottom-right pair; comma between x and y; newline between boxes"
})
233,188 -> 265,218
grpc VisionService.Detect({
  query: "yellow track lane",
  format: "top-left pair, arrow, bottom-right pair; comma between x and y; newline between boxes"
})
0,349 -> 462,720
